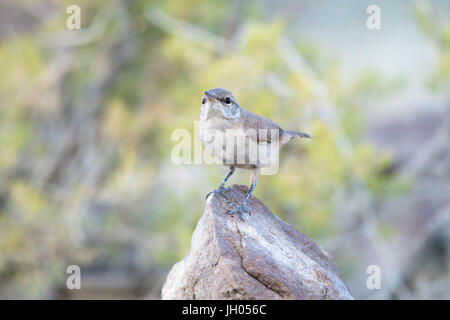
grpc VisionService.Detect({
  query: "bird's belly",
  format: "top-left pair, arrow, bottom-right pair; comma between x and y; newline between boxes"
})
200,120 -> 276,168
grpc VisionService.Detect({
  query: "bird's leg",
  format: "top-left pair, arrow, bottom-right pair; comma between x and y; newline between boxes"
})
218,167 -> 234,190
206,167 -> 235,199
227,168 -> 258,218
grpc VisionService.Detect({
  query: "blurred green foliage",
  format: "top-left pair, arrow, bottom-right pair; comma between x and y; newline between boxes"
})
414,1 -> 450,89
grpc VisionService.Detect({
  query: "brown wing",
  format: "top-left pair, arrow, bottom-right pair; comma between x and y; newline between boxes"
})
238,109 -> 282,143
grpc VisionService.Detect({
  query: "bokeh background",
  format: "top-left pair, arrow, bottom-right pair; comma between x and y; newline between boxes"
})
0,0 -> 449,299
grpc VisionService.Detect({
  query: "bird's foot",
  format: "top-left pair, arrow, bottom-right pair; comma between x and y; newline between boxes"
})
226,202 -> 251,220
206,186 -> 230,199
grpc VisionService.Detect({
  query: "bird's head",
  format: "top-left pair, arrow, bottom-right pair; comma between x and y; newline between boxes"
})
201,88 -> 240,120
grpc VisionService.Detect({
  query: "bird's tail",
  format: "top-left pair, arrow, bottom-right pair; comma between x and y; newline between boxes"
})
284,130 -> 313,139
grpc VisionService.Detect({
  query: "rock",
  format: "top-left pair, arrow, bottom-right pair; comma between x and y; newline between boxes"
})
161,185 -> 353,300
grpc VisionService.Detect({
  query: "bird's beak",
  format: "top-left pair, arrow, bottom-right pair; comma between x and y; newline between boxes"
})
204,91 -> 216,101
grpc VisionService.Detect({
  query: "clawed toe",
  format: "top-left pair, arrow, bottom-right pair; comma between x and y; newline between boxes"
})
206,187 -> 230,199
226,203 -> 251,218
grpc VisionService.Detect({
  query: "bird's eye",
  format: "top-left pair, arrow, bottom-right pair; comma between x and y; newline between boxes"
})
202,97 -> 206,104
225,97 -> 231,104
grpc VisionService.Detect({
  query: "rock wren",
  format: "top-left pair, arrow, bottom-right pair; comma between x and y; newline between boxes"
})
200,88 -> 312,217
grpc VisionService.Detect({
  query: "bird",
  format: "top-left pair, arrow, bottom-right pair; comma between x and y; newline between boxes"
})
200,88 -> 312,217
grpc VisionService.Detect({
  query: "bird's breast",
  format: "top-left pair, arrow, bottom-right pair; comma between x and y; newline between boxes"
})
200,117 -> 276,168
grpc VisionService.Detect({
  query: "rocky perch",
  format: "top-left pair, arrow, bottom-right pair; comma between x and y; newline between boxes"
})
161,185 -> 353,300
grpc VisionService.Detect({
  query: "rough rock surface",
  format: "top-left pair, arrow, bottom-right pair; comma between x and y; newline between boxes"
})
161,185 -> 353,300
